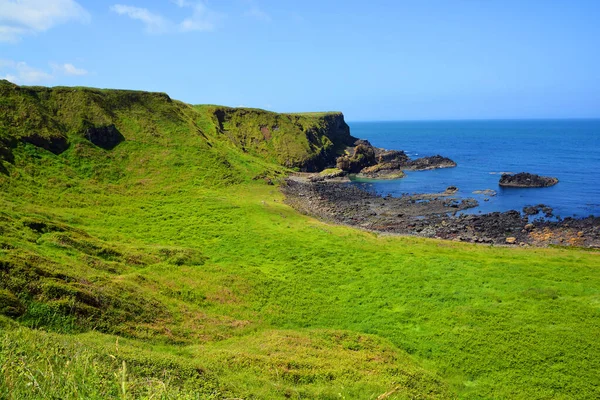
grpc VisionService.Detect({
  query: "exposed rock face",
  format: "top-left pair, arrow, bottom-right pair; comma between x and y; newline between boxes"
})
212,108 -> 357,172
21,134 -> 69,155
1,81 -> 175,160
336,143 -> 377,173
499,172 -> 558,188
0,139 -> 14,169
334,140 -> 456,179
84,125 -> 125,150
376,149 -> 410,164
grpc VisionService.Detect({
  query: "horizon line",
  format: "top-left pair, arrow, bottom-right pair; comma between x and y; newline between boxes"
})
346,117 -> 600,123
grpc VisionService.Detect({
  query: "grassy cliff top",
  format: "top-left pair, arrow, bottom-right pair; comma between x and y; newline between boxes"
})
0,82 -> 355,172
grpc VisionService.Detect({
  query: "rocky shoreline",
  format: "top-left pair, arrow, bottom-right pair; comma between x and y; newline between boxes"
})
282,175 -> 600,248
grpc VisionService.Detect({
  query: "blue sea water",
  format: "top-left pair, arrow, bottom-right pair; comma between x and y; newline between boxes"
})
348,120 -> 600,219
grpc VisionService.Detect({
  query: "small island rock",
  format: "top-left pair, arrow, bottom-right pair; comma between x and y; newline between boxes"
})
499,172 -> 558,188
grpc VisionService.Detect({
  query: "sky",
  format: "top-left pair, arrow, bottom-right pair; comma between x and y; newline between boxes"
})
0,0 -> 599,121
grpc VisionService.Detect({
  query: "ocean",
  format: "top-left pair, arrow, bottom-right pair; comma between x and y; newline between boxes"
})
347,119 -> 600,219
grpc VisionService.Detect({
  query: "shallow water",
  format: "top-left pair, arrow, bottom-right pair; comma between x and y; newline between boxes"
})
348,119 -> 600,218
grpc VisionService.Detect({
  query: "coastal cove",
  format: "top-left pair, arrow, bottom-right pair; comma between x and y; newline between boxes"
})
348,119 -> 600,219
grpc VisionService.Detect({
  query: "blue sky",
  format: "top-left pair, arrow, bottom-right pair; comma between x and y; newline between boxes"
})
1,0 -> 599,120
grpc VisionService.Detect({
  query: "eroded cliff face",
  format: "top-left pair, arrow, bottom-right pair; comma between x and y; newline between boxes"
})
0,81 -> 356,174
210,106 -> 357,172
0,80 -> 179,170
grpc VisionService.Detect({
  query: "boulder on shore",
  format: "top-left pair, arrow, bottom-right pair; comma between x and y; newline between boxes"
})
499,172 -> 558,188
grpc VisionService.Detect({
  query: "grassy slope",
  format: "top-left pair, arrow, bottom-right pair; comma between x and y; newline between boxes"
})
194,105 -> 354,170
0,84 -> 599,399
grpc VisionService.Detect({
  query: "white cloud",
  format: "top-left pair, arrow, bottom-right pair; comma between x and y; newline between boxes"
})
1,60 -> 88,84
0,0 -> 90,43
245,6 -> 271,22
51,62 -> 88,76
110,4 -> 170,34
242,0 -> 270,22
111,1 -> 222,34
178,2 -> 221,32
0,60 -> 53,84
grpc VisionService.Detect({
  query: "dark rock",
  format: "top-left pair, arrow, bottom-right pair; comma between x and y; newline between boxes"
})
523,204 -> 554,217
22,134 -> 69,155
407,155 -> 457,171
376,149 -> 410,164
336,143 -> 377,173
542,205 -> 554,217
499,172 -> 558,188
356,163 -> 406,180
84,125 -> 125,150
523,205 -> 540,215
0,139 -> 14,164
354,139 -> 372,147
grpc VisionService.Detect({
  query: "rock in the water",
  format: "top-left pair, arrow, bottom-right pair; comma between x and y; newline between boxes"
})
335,140 -> 455,177
84,124 -> 125,150
473,189 -> 497,196
407,155 -> 457,171
355,164 -> 406,180
522,204 -> 554,217
499,172 -> 558,188
375,149 -> 410,164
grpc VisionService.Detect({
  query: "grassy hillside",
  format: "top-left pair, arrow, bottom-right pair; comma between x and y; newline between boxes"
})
194,105 -> 355,171
0,83 -> 599,399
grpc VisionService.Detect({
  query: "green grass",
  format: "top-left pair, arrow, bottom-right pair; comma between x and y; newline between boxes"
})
0,83 -> 599,399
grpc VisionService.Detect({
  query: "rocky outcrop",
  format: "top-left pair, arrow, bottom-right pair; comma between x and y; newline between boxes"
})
523,204 -> 554,217
84,125 -> 125,150
376,149 -> 410,164
406,155 -> 456,170
355,163 -> 406,180
334,140 -> 456,180
211,107 -> 357,172
335,143 -> 377,173
499,172 -> 558,188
